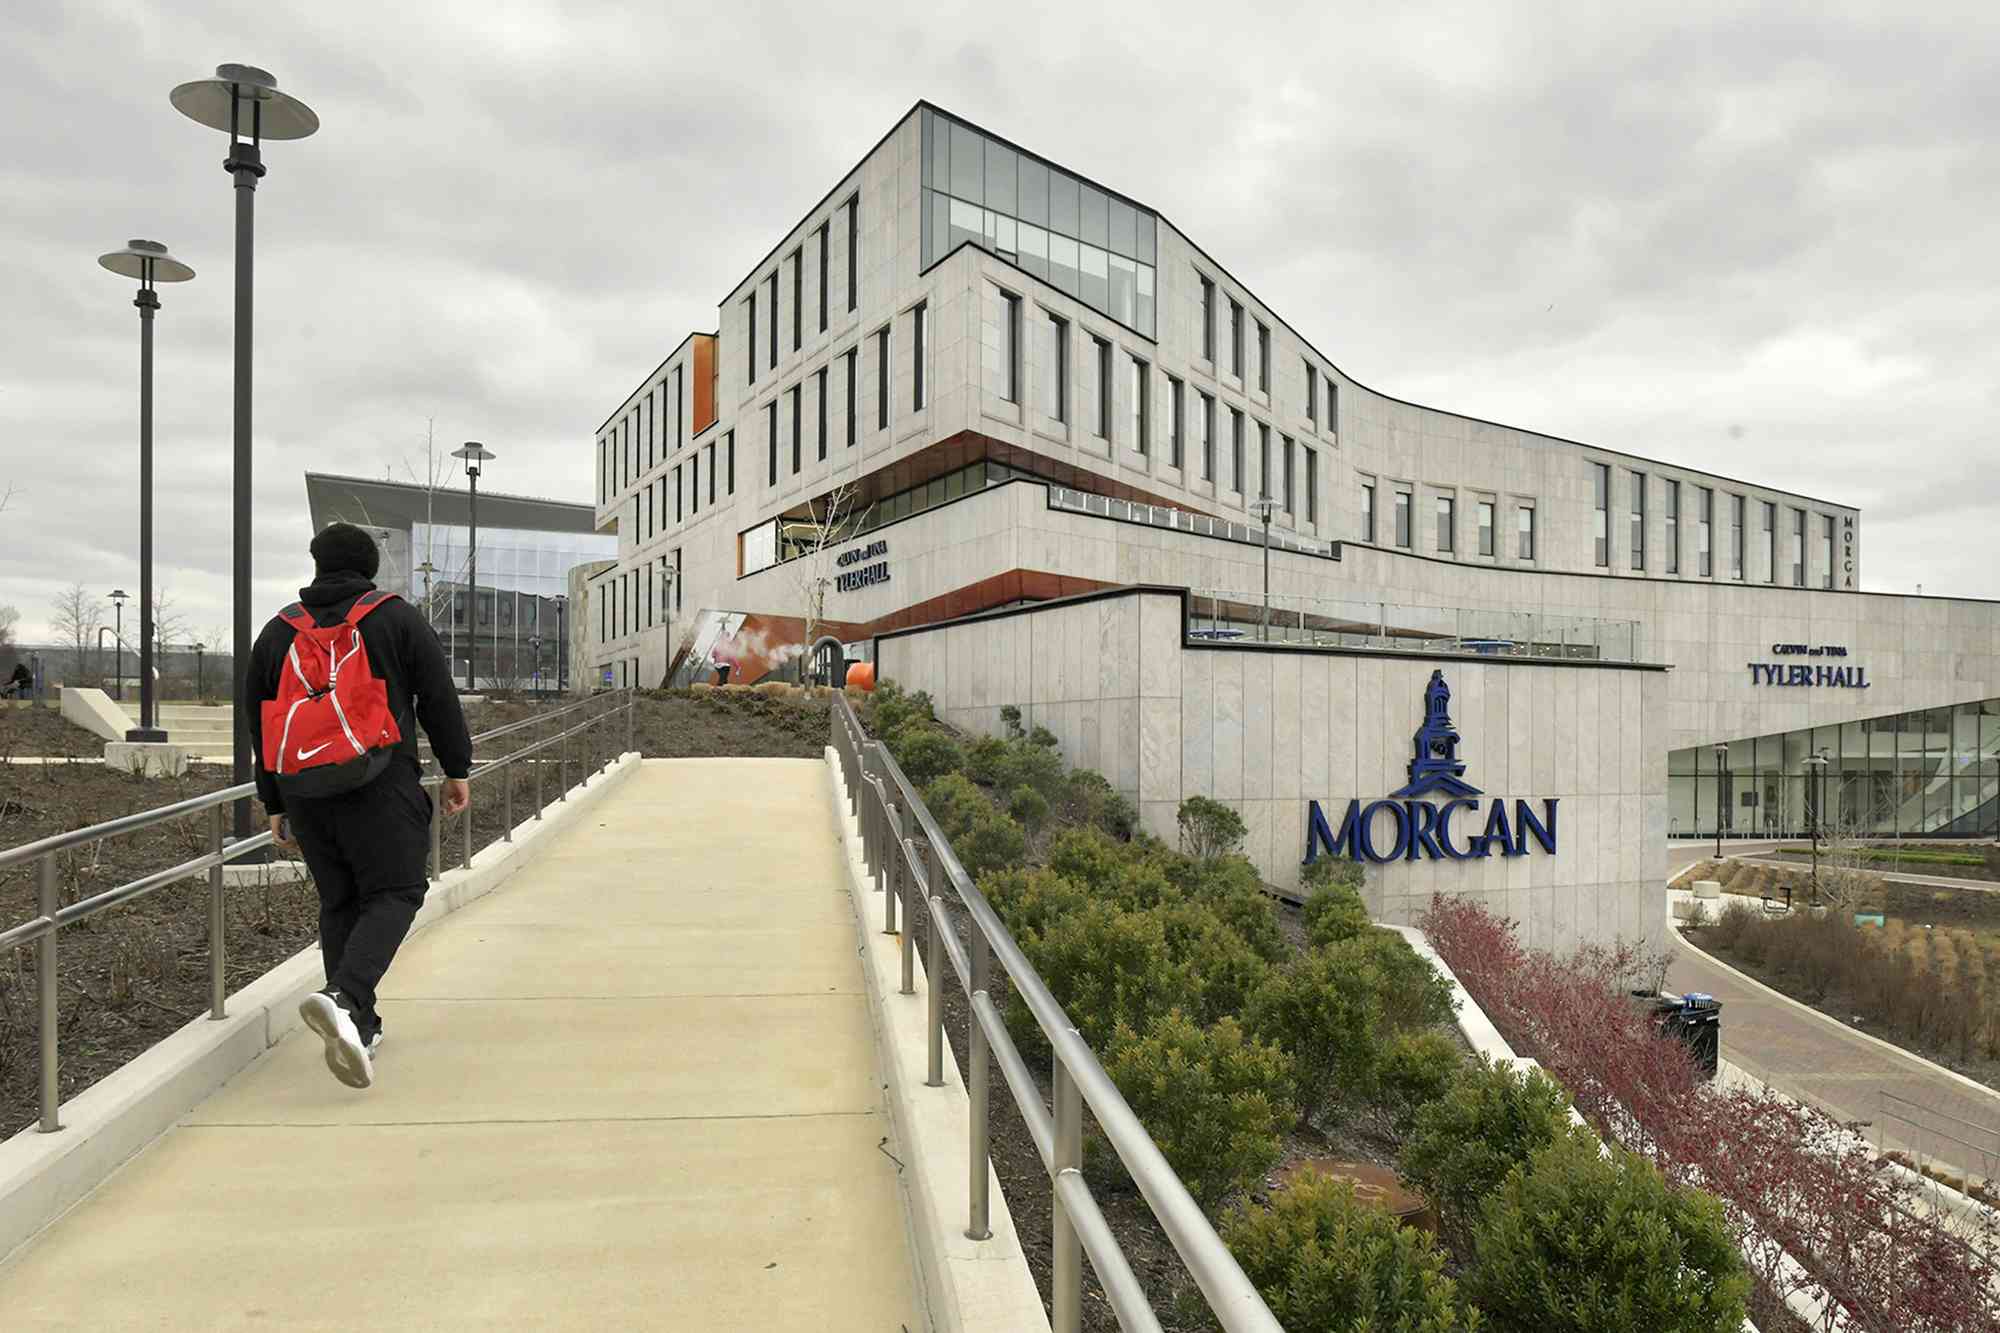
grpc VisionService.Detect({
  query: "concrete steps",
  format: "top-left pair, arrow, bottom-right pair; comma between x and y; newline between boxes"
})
121,703 -> 233,754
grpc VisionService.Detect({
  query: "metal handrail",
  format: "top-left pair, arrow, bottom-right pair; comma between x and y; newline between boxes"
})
828,693 -> 1280,1332
3,688 -> 637,1134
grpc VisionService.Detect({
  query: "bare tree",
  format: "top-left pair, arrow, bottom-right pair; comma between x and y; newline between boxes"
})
48,582 -> 103,683
786,480 -> 869,690
0,481 -> 17,514
400,417 -> 466,632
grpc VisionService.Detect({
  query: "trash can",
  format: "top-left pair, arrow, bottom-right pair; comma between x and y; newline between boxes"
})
1641,991 -> 1722,1079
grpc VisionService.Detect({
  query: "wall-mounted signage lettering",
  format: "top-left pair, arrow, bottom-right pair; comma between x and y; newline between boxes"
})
1304,669 -> 1559,866
1748,644 -> 1869,688
835,538 -> 890,593
1843,515 -> 1855,590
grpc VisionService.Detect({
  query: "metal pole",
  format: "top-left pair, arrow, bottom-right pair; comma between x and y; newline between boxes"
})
38,854 -> 60,1133
228,136 -> 262,850
1261,508 -> 1271,642
560,719 -> 569,799
502,760 -> 514,842
115,601 -> 124,700
926,889 -> 946,1088
967,930 -> 993,1241
135,277 -> 161,738
208,804 -> 227,1018
466,470 -> 479,692
534,731 -> 544,817
1052,1057 -> 1083,1333
901,837 -> 919,997
884,802 -> 902,937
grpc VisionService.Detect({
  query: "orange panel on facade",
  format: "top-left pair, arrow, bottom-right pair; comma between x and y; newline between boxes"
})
691,334 -> 717,437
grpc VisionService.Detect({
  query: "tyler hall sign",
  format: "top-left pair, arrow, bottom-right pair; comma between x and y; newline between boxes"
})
1304,669 -> 1558,866
834,539 -> 890,593
1747,642 -> 1871,689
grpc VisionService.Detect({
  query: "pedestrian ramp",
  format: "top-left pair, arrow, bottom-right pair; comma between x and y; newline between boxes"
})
0,758 -> 924,1331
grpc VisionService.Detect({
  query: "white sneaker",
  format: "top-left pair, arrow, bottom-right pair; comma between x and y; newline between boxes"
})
365,1030 -> 384,1059
300,990 -> 374,1089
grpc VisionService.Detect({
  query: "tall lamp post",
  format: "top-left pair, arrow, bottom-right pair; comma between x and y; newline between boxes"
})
193,642 -> 206,701
171,63 -> 318,843
529,635 -> 542,694
451,442 -> 495,691
1248,496 -> 1277,642
554,594 -> 567,694
98,240 -> 194,740
1805,749 -> 1830,906
1712,741 -> 1728,859
109,589 -> 129,699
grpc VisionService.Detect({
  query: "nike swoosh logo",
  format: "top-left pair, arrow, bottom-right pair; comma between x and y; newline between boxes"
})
297,742 -> 335,761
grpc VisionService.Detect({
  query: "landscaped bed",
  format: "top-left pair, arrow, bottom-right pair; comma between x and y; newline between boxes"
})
1767,842 -> 2000,883
859,683 -> 1773,1333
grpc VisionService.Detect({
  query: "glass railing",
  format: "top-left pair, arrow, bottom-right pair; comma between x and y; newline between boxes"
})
1047,486 -> 1336,559
1185,588 -> 1643,662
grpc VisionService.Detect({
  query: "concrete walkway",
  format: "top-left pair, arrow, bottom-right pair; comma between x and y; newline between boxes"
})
0,759 -> 923,1331
1664,841 -> 2000,1185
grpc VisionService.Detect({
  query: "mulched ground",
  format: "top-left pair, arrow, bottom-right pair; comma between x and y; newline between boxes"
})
0,691 -> 828,1138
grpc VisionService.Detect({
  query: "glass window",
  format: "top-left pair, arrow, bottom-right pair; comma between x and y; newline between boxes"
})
1437,495 -> 1455,552
1017,222 -> 1048,281
1362,482 -> 1376,542
1630,471 -> 1646,570
1305,363 -> 1317,426
1592,461 -> 1609,566
816,366 -> 828,460
1518,504 -> 1536,560
1039,312 -> 1068,422
949,121 -> 982,203
790,385 -> 802,473
846,195 -> 858,312
1305,447 -> 1317,524
1093,337 -> 1112,438
1665,480 -> 1680,573
1394,489 -> 1412,548
1107,253 -> 1138,326
1763,501 -> 1776,582
1129,355 -> 1148,454
1079,243 -> 1109,311
817,221 -> 829,333
1167,375 -> 1184,468
913,302 -> 927,411
846,348 -> 858,446
983,141 -> 1016,216
766,402 -> 778,485
1257,422 -> 1271,498
1283,436 -> 1295,513
1230,409 -> 1245,493
1229,299 -> 1244,378
1107,197 -> 1136,257
1697,486 -> 1713,577
1199,392 -> 1215,480
1822,515 -> 1836,589
1199,275 -> 1215,362
1017,157 -> 1048,226
745,294 -> 757,385
1048,233 -> 1080,296
1792,508 -> 1805,585
1078,184 -> 1108,248
999,289 -> 1021,404
1257,322 -> 1270,393
1478,500 -> 1495,556
1048,169 -> 1079,237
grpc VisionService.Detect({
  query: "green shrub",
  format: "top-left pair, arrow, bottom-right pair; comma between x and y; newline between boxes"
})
1179,795 -> 1247,861
1371,1029 -> 1463,1137
1008,783 -> 1050,831
1160,900 -> 1274,1025
1062,769 -> 1138,839
962,734 -> 1013,787
1350,927 -> 1456,1030
892,727 -> 964,787
1048,825 -> 1135,892
868,680 -> 937,742
1301,870 -> 1371,949
923,772 -> 992,843
999,704 -> 1024,739
1245,943 -> 1389,1122
1104,1011 -> 1294,1210
1016,900 -> 1200,1052
1468,1136 -> 1749,1333
1212,1172 -> 1481,1333
1028,724 -> 1059,749
1399,1058 -> 1580,1245
981,867 -> 1092,940
955,805 -> 1027,881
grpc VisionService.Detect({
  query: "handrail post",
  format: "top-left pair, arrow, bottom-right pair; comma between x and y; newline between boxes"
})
967,929 -> 993,1241
625,689 -> 635,755
37,853 -> 60,1133
926,886 -> 946,1088
1052,1056 -> 1083,1333
560,718 -> 570,799
207,804 -> 227,1019
900,836 -> 920,997
502,760 -> 514,842
534,731 -> 544,818
883,800 -> 902,938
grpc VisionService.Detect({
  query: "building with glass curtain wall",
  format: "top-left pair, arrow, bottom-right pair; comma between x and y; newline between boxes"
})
305,472 -> 614,692
582,99 -> 2000,889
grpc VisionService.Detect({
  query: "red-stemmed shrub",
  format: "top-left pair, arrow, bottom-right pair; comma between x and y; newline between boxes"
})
1419,894 -> 2000,1333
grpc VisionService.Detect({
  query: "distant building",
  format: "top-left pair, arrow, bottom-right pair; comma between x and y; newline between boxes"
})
305,472 -> 614,692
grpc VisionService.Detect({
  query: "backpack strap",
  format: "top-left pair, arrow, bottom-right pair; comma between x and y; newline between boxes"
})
342,590 -> 401,627
276,602 -> 313,631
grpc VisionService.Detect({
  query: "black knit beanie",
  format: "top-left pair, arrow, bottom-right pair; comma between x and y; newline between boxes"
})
311,522 -> 381,579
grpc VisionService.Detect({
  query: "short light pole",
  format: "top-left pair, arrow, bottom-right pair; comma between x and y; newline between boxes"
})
661,567 -> 681,689
172,63 -> 319,846
452,442 -> 496,691
529,635 -> 542,694
415,559 -> 438,628
193,642 -> 206,701
99,240 -> 194,740
1805,749 -> 1830,906
1248,496 -> 1278,641
110,589 -> 129,699
1712,741 -> 1728,858
554,595 -> 567,694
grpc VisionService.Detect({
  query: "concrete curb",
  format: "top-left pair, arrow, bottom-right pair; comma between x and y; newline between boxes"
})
58,687 -> 128,742
822,746 -> 1051,1333
0,751 -> 643,1267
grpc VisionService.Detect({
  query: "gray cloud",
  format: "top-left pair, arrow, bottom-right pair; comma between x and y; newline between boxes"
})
2,0 -> 1995,646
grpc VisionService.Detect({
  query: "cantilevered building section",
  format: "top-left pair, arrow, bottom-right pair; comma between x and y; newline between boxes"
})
582,101 -> 2000,923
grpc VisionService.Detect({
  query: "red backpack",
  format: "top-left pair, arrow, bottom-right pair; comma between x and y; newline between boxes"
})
260,591 -> 406,797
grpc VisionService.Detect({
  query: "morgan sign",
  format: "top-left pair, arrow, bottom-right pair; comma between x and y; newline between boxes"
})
1305,670 -> 1559,866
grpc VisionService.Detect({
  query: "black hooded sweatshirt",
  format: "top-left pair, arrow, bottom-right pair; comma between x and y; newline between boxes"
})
245,570 -> 473,815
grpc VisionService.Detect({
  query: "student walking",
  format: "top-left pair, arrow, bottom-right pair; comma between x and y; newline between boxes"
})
246,522 -> 472,1089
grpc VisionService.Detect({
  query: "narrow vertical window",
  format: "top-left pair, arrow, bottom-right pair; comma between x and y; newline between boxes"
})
708,441 -> 717,504
1130,357 -> 1149,454
1199,274 -> 1215,361
1230,409 -> 1245,494
644,390 -> 654,469
1821,514 -> 1835,589
674,464 -> 683,523
876,325 -> 891,428
999,289 -> 1022,404
1199,393 -> 1215,480
1518,505 -> 1536,560
1327,381 -> 1339,435
766,273 -> 778,368
790,249 -> 802,351
1256,322 -> 1270,392
1093,336 -> 1112,438
1763,501 -> 1776,582
766,402 -> 778,486
1257,422 -> 1271,498
845,348 -> 858,446
1229,299 -> 1243,377
598,438 -> 607,503
816,367 -> 828,461
1478,500 -> 1495,555
1592,461 -> 1610,567
1630,471 -> 1646,571
1665,481 -> 1681,574
726,431 -> 735,494
691,452 -> 699,514
1698,486 -> 1713,576
912,302 -> 927,411
746,295 -> 757,384
1167,376 -> 1184,468
674,366 -> 684,449
817,221 -> 829,333
1305,447 -> 1317,524
1792,508 -> 1805,585
1732,495 -> 1746,580
790,385 -> 802,473
845,195 -> 859,312
1436,494 -> 1454,551
1361,482 -> 1376,542
1394,489 -> 1411,548
1039,312 -> 1068,422
1282,437 -> 1295,513
1305,363 -> 1317,427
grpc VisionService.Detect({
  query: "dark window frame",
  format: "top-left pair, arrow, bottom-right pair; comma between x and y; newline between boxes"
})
817,221 -> 830,333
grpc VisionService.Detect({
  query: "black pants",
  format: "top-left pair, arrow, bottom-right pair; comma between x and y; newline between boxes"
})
286,762 -> 433,1036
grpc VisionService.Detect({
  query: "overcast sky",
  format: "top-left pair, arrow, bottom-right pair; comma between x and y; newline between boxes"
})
3,1 -> 1995,643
